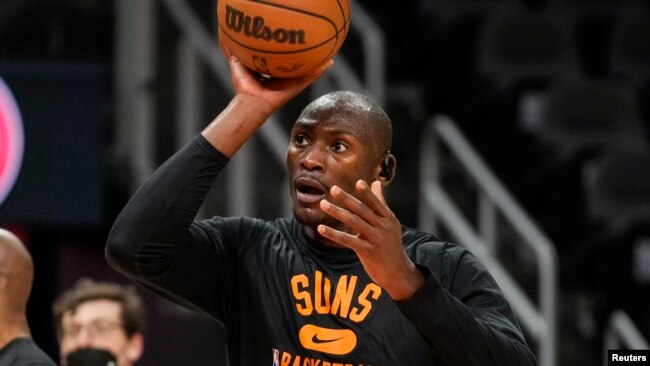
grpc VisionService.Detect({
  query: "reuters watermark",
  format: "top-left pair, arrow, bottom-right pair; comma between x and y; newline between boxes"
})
608,350 -> 649,365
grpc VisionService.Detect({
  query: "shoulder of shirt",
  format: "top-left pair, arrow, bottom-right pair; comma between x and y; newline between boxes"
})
198,216 -> 292,234
402,226 -> 470,257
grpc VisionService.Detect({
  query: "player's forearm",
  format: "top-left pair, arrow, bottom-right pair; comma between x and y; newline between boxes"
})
201,93 -> 275,157
398,270 -> 538,366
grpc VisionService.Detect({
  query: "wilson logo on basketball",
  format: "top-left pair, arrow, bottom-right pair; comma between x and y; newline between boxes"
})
217,0 -> 350,77
224,5 -> 306,44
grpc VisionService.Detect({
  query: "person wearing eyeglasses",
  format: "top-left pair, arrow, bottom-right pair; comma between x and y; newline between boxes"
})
52,278 -> 145,366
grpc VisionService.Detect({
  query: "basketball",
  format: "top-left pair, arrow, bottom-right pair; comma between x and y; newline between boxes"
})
217,0 -> 351,78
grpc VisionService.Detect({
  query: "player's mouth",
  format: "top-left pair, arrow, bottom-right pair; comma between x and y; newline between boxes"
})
295,177 -> 326,204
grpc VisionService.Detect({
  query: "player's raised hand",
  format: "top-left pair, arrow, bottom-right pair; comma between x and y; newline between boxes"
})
202,33 -> 333,157
219,30 -> 333,116
317,180 -> 424,301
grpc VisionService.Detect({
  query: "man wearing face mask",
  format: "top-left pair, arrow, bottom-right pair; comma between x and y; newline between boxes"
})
52,278 -> 145,366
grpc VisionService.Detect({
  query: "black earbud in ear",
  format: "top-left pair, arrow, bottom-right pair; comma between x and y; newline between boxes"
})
379,151 -> 394,180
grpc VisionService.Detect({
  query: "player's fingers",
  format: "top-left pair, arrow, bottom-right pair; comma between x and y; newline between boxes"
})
270,59 -> 334,94
319,199 -> 372,234
370,180 -> 387,206
350,181 -> 393,219
316,224 -> 366,251
303,59 -> 334,83
327,185 -> 385,228
350,181 -> 399,242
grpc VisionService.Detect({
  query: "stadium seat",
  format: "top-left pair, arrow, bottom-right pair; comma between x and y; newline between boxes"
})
607,10 -> 650,88
518,78 -> 646,159
582,148 -> 650,234
475,4 -> 581,92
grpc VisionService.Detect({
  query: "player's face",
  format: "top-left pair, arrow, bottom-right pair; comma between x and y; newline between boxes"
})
287,110 -> 381,230
59,299 -> 143,366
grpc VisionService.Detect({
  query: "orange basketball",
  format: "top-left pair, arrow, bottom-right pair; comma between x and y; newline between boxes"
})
217,0 -> 351,78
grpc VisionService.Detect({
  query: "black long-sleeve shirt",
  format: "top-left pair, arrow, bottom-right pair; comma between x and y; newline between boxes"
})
0,338 -> 57,366
106,134 -> 538,365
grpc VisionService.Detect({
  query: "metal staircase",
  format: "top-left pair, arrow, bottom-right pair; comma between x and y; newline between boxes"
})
419,115 -> 559,366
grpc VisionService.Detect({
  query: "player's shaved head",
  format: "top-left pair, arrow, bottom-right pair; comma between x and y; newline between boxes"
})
0,228 -> 34,318
298,90 -> 393,157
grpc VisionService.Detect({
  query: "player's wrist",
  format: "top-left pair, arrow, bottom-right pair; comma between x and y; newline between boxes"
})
201,95 -> 273,157
231,93 -> 276,120
387,262 -> 425,302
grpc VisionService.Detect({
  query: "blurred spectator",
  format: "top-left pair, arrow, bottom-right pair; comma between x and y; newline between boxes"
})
0,228 -> 56,365
52,278 -> 145,366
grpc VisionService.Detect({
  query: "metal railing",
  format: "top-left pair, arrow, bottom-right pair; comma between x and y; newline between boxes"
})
418,114 -> 559,366
603,310 -> 650,365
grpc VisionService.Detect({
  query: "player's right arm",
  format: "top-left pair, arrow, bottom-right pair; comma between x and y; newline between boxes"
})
106,52 -> 331,313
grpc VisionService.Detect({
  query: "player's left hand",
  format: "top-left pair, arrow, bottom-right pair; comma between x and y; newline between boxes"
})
317,180 -> 424,301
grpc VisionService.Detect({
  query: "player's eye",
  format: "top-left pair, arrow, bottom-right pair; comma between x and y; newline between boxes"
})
294,134 -> 309,146
332,141 -> 347,152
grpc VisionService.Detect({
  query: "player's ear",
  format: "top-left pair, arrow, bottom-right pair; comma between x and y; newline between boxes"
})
376,152 -> 396,186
